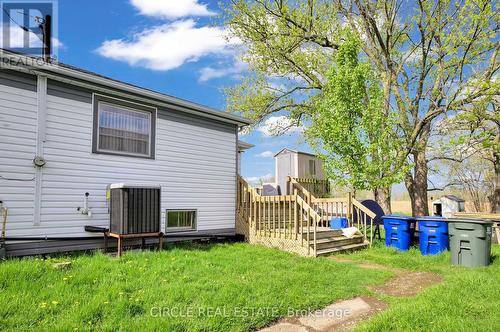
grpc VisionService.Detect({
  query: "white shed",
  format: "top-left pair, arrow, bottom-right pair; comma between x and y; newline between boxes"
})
432,195 -> 466,217
274,148 -> 325,195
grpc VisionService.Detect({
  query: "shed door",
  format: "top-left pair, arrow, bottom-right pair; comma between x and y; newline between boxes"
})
433,203 -> 442,216
278,154 -> 292,195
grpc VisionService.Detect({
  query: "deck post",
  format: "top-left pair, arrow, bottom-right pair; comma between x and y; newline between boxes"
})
307,205 -> 310,256
253,190 -> 257,236
313,213 -> 317,257
347,192 -> 352,225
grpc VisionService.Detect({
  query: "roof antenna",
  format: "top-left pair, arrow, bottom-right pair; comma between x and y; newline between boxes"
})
36,14 -> 51,62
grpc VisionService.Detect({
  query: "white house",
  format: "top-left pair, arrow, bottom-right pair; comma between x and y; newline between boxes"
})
0,51 -> 251,256
432,195 -> 466,217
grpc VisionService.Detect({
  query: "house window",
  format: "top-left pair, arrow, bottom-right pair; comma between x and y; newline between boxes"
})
166,210 -> 197,231
309,160 -> 316,176
93,95 -> 156,158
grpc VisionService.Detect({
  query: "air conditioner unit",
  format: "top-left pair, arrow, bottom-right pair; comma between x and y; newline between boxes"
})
107,183 -> 161,235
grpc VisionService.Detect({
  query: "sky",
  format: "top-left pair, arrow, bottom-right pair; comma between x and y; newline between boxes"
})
34,0 -> 311,184
1,0 -> 416,192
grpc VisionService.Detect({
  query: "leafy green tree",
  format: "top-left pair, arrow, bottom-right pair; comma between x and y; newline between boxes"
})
223,0 -> 342,129
335,0 -> 498,215
433,96 -> 499,212
224,0 -> 498,216
307,34 -> 406,212
461,101 -> 500,213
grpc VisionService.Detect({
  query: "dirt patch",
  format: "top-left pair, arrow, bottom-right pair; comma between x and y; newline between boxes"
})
368,271 -> 443,297
329,256 -> 443,297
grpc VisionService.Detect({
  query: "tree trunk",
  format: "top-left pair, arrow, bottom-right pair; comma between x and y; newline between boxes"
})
370,77 -> 393,215
405,124 -> 431,217
406,149 -> 430,216
489,150 -> 500,213
373,187 -> 392,214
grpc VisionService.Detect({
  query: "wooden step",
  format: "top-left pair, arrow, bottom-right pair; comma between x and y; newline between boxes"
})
310,235 -> 364,250
301,228 -> 343,239
315,241 -> 369,256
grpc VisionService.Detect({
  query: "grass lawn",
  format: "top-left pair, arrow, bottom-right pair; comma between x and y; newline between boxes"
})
339,241 -> 500,331
0,242 -> 391,331
1,240 -> 499,331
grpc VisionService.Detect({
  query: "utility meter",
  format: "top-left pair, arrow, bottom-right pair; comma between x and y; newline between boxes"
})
33,156 -> 46,168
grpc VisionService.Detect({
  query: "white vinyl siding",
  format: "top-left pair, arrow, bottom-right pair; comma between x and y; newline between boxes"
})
0,82 -> 237,238
0,83 -> 37,231
297,153 -> 324,179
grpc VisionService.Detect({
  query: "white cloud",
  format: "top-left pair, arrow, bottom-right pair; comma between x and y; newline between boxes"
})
198,60 -> 247,82
257,116 -> 304,136
130,0 -> 215,19
255,151 -> 274,158
52,37 -> 64,49
245,173 -> 274,185
96,19 -> 240,71
0,24 -> 63,51
0,25 -> 37,48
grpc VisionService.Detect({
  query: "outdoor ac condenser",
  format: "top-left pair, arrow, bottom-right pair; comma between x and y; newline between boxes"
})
107,183 -> 161,234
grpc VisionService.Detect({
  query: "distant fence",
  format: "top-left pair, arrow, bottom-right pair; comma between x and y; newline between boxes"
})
287,177 -> 330,198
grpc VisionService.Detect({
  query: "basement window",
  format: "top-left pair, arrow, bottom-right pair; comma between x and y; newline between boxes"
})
166,210 -> 197,232
93,95 -> 156,158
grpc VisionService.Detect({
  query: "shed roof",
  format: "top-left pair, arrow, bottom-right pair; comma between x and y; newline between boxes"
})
0,49 -> 252,126
443,195 -> 465,202
274,148 -> 317,157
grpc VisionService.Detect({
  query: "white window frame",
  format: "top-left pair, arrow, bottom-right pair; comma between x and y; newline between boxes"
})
92,94 -> 157,159
166,209 -> 197,232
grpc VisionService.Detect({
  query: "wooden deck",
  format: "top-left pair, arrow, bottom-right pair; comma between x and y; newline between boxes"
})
236,176 -> 375,257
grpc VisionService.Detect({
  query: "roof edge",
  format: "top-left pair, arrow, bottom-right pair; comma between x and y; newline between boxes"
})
0,50 -> 253,126
237,140 -> 255,151
274,148 -> 317,157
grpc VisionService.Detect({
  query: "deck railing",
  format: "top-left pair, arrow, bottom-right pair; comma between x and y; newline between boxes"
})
288,177 -> 376,246
237,176 -> 376,255
351,198 -> 376,244
289,177 -> 330,198
237,176 -> 321,256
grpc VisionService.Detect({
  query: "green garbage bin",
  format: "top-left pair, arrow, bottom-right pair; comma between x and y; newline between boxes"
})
448,218 -> 493,267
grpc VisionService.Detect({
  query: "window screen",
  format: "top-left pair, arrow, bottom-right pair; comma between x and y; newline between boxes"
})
166,210 -> 197,231
94,96 -> 155,158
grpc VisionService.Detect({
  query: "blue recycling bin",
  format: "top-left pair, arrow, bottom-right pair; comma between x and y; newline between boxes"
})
330,217 -> 348,229
382,215 -> 416,251
417,217 -> 448,255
